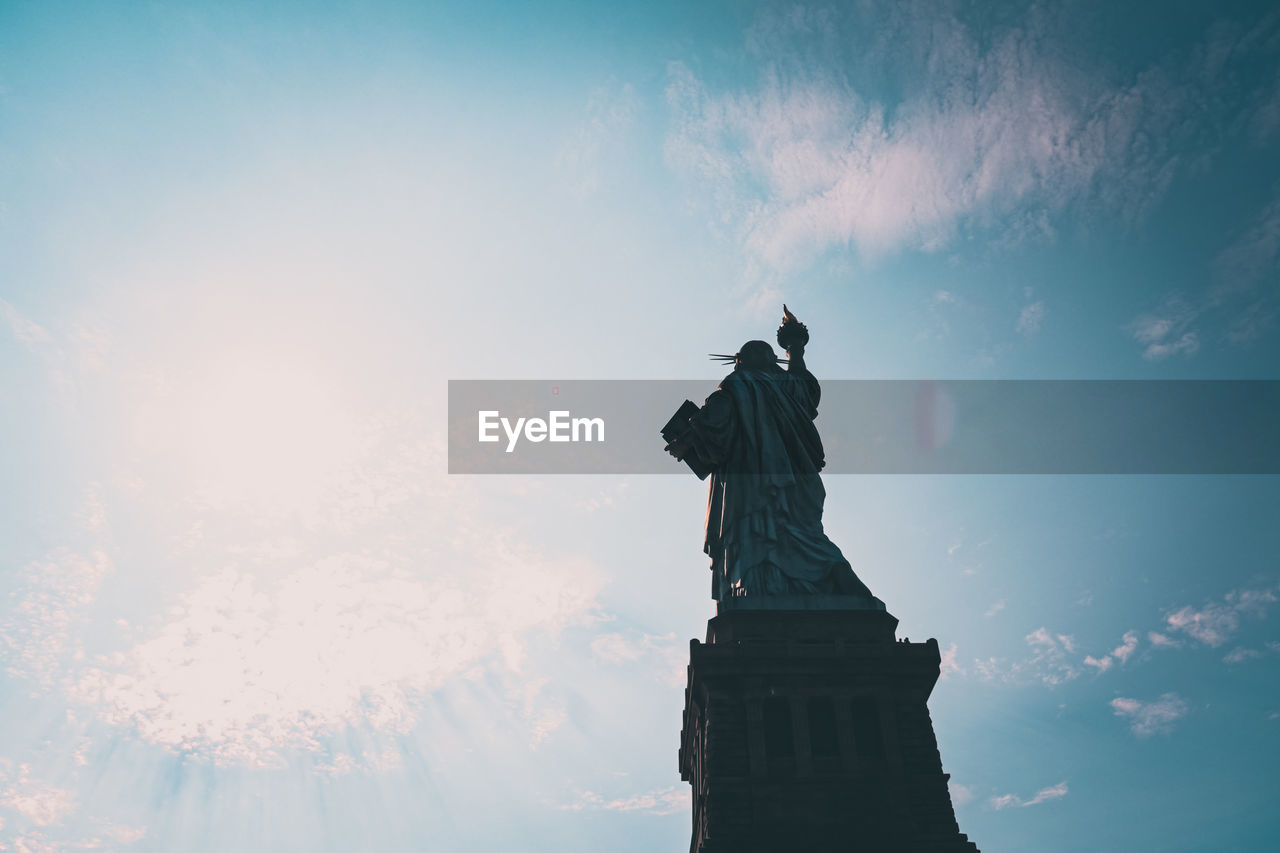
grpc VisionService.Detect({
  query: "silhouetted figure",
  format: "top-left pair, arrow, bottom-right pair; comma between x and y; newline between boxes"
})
666,307 -> 880,604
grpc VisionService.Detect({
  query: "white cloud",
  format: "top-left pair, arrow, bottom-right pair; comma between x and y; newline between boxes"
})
1017,301 -> 1046,336
1111,693 -> 1188,737
990,780 -> 1068,809
1111,630 -> 1139,663
1214,196 -> 1280,295
0,481 -> 119,686
1231,587 -> 1280,615
1082,655 -> 1112,673
939,642 -> 964,680
1025,627 -> 1054,648
664,6 -> 1211,275
983,599 -> 1006,619
977,585 -> 1276,690
591,631 -> 687,688
0,548 -> 113,688
972,657 -> 1006,682
1213,194 -> 1280,344
976,628 -> 1080,686
72,550 -> 601,766
0,299 -> 54,349
949,783 -> 974,808
1078,586 -> 1276,675
1132,310 -> 1186,346
1,399 -> 609,769
521,678 -> 569,747
106,825 -> 147,845
0,298 -> 112,395
590,633 -> 645,664
315,748 -> 403,778
1132,191 -> 1280,357
989,793 -> 1020,810
1223,647 -> 1261,664
0,764 -> 75,827
0,758 -> 145,850
1164,586 -> 1277,647
1023,781 -> 1070,807
1129,295 -> 1201,360
562,786 -> 690,816
1085,630 -> 1139,673
1142,331 -> 1200,360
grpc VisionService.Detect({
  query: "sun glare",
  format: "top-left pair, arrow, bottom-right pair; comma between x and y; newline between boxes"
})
137,351 -> 361,518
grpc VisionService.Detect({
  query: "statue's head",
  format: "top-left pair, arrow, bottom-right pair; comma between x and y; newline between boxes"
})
735,340 -> 780,371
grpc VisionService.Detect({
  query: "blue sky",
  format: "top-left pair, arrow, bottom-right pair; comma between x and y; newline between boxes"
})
2,1 -> 1279,850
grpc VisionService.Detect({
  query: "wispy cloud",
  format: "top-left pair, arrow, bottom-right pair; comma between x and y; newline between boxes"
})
519,678 -> 569,747
0,546 -> 113,688
1084,630 -> 1140,673
1213,193 -> 1280,344
562,786 -> 690,817
1129,295 -> 1201,360
1023,781 -> 1070,807
663,3 -> 1253,275
0,298 -> 111,395
1082,654 -> 1112,673
591,631 -> 687,687
313,748 -> 403,778
975,584 -> 1276,691
1111,693 -> 1189,737
0,764 -> 75,827
1129,189 -> 1280,357
0,299 -> 55,349
1017,301 -> 1046,337
975,627 -> 1080,686
1080,585 -> 1276,675
1109,630 -> 1139,663
939,642 -> 964,680
0,758 -> 146,851
1,407 -> 607,769
73,548 -> 601,767
1164,586 -> 1278,647
1223,647 -> 1262,664
990,780 -> 1068,810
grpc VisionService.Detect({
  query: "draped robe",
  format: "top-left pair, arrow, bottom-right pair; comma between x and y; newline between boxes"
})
687,362 -> 877,601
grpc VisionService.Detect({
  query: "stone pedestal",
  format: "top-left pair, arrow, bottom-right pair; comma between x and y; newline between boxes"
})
678,602 -> 980,852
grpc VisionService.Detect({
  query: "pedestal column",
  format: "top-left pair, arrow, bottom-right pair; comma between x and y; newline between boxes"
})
679,600 -> 980,853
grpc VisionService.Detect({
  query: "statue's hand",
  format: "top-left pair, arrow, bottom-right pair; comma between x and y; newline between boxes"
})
665,433 -> 693,461
777,303 -> 810,351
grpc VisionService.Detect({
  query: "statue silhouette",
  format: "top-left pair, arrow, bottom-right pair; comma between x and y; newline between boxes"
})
665,307 -> 881,604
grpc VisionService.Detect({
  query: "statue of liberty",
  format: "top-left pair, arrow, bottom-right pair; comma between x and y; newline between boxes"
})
664,307 -> 882,606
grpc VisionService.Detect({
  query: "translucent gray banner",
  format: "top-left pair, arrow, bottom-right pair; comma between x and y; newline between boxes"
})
447,380 -> 1280,474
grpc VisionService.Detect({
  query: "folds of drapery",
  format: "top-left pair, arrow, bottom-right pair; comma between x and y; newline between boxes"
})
688,365 -> 874,600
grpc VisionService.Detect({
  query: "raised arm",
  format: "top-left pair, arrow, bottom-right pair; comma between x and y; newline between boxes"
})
786,341 -> 808,374
777,304 -> 811,374
777,305 -> 821,412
